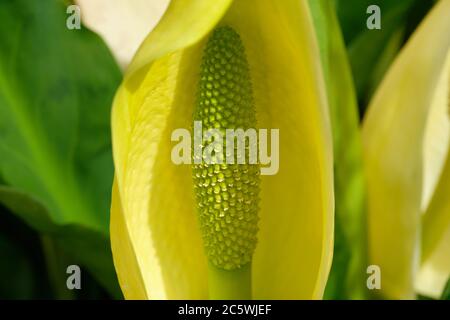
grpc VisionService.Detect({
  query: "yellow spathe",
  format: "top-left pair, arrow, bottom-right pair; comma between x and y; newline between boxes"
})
110,0 -> 334,299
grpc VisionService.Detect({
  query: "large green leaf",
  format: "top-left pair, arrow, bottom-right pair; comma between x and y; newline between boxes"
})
0,186 -> 121,297
0,0 -> 121,296
309,0 -> 367,299
0,215 -> 37,299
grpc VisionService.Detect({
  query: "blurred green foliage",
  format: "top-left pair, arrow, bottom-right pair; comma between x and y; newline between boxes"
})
442,279 -> 450,300
335,0 -> 435,112
0,0 -> 122,298
310,0 -> 367,300
310,0 -> 440,300
0,205 -> 50,299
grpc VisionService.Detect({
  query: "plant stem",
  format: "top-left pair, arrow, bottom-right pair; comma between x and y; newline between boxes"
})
208,262 -> 252,300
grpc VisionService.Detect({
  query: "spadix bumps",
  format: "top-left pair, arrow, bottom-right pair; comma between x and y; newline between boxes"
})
192,27 -> 260,270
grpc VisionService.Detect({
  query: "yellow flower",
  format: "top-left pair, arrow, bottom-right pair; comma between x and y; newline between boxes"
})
110,0 -> 334,299
362,0 -> 450,299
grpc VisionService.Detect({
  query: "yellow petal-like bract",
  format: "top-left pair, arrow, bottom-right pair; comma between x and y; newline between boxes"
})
110,0 -> 334,299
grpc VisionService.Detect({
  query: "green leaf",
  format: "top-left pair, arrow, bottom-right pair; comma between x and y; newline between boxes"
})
335,0 -> 412,44
0,0 -> 121,296
309,0 -> 368,299
0,204 -> 55,299
0,186 -> 121,298
0,228 -> 36,299
336,0 -> 435,108
346,1 -> 413,106
441,278 -> 450,300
